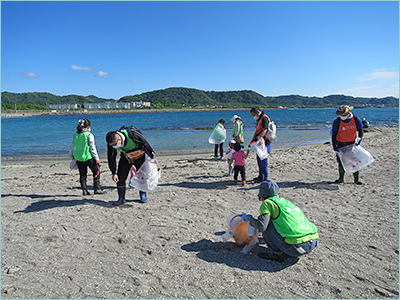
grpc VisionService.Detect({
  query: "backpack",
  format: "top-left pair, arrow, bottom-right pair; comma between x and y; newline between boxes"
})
266,121 -> 277,140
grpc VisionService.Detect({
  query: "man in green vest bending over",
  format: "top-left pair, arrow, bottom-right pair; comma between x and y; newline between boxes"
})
242,180 -> 319,262
106,125 -> 155,205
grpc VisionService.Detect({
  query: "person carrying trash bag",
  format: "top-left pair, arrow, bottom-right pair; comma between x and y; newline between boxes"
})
106,125 -> 155,205
331,105 -> 364,184
250,107 -> 272,182
241,180 -> 319,262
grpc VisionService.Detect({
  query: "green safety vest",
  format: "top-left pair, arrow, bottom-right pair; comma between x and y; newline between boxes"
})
117,129 -> 140,152
73,131 -> 93,162
260,196 -> 319,244
232,120 -> 243,136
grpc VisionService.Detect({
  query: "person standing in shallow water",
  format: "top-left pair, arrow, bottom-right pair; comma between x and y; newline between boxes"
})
70,119 -> 106,195
106,125 -> 155,205
331,105 -> 364,185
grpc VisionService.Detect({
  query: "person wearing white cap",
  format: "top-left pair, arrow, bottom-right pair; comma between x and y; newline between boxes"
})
231,115 -> 244,144
331,105 -> 364,184
241,180 -> 319,262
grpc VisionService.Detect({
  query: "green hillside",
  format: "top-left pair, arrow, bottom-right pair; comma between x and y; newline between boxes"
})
1,88 -> 398,108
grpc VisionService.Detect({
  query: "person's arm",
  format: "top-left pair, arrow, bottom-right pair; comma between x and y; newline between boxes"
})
87,133 -> 100,162
129,128 -> 155,158
107,144 -> 117,174
244,150 -> 250,159
249,214 -> 270,232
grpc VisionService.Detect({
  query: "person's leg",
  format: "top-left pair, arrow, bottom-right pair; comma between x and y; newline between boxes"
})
88,159 -> 106,194
233,166 -> 239,184
219,143 -> 223,158
335,155 -> 345,183
254,156 -> 262,182
240,166 -> 246,186
77,161 -> 90,195
262,221 -> 318,257
133,155 -> 147,202
113,155 -> 131,205
353,171 -> 362,185
214,144 -> 218,158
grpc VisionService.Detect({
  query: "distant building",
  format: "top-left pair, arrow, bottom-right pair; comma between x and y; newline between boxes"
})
84,102 -> 151,109
47,102 -> 150,110
47,104 -> 78,110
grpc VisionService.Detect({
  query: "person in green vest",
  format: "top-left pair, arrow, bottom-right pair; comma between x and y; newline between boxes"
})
71,119 -> 106,195
241,180 -> 319,262
106,125 -> 155,205
231,114 -> 244,144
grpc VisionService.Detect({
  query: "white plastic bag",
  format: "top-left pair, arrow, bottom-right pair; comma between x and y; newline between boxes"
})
129,158 -> 159,192
208,125 -> 227,144
69,159 -> 78,170
250,139 -> 269,160
221,214 -> 259,254
337,144 -> 374,173
266,120 -> 277,140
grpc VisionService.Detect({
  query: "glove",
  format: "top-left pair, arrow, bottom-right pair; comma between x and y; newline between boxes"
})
241,213 -> 251,222
355,137 -> 362,145
150,152 -> 156,159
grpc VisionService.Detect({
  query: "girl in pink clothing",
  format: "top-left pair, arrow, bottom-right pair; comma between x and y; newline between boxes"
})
229,143 -> 250,186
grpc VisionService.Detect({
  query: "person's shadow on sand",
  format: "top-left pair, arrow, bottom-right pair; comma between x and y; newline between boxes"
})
181,238 -> 299,272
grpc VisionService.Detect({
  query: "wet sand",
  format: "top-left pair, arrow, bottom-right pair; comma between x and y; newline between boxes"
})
1,127 -> 398,299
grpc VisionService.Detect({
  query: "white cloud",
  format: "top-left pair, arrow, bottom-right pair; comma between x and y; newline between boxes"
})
71,65 -> 93,71
131,79 -> 138,82
25,72 -> 39,78
95,71 -> 109,77
335,69 -> 399,98
357,70 -> 399,82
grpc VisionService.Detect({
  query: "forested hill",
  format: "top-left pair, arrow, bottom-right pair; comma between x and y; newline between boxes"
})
1,87 -> 398,108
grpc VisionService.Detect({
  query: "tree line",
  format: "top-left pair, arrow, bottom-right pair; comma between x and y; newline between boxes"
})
1,88 -> 398,109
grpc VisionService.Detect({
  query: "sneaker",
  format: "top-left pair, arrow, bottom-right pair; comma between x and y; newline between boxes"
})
234,181 -> 238,185
258,251 -> 285,262
242,181 -> 247,186
140,191 -> 147,203
213,157 -> 218,160
253,177 -> 263,183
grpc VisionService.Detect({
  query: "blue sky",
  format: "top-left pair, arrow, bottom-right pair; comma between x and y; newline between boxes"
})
1,1 -> 399,100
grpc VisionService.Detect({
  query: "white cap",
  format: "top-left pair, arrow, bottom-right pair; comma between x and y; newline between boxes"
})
231,115 -> 239,121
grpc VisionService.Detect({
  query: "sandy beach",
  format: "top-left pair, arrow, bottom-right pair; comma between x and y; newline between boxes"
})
1,127 -> 398,299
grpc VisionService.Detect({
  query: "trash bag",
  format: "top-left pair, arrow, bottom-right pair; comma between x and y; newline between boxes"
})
208,126 -> 227,144
221,214 -> 259,254
337,144 -> 374,173
69,159 -> 78,170
129,158 -> 159,192
250,139 -> 269,160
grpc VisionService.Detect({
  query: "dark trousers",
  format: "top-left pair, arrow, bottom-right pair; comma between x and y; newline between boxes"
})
214,143 -> 223,158
234,165 -> 246,181
117,154 -> 146,188
77,158 -> 100,183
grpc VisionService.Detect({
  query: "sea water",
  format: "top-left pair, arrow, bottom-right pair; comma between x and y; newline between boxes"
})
1,108 -> 398,160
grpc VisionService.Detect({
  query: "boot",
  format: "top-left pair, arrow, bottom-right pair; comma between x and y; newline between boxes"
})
139,191 -> 147,203
112,185 -> 126,206
94,177 -> 106,194
353,171 -> 362,185
80,177 -> 90,195
334,163 -> 345,183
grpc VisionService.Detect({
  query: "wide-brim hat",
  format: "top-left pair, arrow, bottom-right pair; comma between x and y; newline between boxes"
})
231,115 -> 239,121
258,180 -> 279,198
336,105 -> 354,115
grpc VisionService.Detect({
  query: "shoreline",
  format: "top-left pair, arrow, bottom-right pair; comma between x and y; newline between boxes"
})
1,126 -> 395,164
2,106 -> 394,118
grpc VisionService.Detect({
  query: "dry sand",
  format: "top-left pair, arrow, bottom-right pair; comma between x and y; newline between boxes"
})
1,127 -> 399,299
